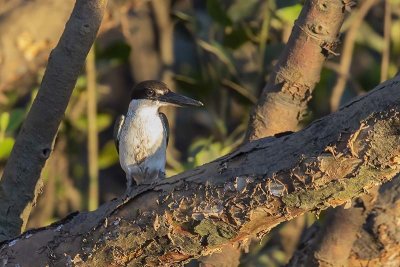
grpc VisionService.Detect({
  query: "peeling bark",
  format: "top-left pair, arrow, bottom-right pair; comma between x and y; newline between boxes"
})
288,177 -> 400,267
0,0 -> 107,241
241,1 -> 348,264
0,77 -> 400,266
246,0 -> 346,141
288,190 -> 378,267
348,176 -> 400,266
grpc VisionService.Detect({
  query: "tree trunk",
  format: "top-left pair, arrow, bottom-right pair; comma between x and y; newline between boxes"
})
246,0 -> 346,141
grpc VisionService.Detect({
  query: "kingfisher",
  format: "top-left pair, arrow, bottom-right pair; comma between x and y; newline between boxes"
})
113,80 -> 203,191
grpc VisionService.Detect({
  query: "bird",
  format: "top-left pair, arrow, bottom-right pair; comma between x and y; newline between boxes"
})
113,80 -> 203,192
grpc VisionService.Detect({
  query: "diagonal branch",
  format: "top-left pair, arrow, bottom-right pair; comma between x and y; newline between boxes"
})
0,0 -> 107,241
0,76 -> 399,266
246,0 -> 346,141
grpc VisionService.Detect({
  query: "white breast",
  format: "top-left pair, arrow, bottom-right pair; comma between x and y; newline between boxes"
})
119,100 -> 166,177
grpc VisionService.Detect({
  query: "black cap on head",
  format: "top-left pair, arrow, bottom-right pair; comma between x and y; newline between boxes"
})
130,80 -> 203,107
130,80 -> 169,101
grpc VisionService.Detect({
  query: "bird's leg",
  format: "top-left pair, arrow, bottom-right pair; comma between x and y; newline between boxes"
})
125,165 -> 141,196
158,170 -> 166,180
124,171 -> 133,197
149,168 -> 165,184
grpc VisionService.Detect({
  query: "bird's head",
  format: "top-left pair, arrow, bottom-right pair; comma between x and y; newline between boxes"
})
130,80 -> 203,107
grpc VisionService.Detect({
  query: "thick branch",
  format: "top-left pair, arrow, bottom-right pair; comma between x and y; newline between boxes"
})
0,0 -> 107,241
288,189 -> 378,267
246,0 -> 346,141
0,77 -> 399,265
289,176 -> 400,267
349,177 -> 400,266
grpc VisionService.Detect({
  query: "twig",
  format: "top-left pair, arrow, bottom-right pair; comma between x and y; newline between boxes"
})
86,46 -> 99,211
221,79 -> 257,104
330,0 -> 378,111
324,61 -> 364,94
381,0 -> 391,82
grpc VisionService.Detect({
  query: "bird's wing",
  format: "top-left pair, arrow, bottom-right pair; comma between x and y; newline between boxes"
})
159,112 -> 169,147
113,115 -> 125,154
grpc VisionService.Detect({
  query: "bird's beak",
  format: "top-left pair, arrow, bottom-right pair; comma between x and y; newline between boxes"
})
159,91 -> 203,107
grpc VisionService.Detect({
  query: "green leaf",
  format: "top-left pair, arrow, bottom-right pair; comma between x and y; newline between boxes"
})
0,137 -> 15,160
0,112 -> 10,134
6,108 -> 25,133
75,75 -> 87,89
193,142 -> 223,166
96,114 -> 113,131
98,140 -> 119,169
391,20 -> 400,53
227,0 -> 259,22
189,137 -> 213,154
276,4 -> 302,24
206,0 -> 232,26
356,22 -> 384,52
197,39 -> 237,75
73,113 -> 113,132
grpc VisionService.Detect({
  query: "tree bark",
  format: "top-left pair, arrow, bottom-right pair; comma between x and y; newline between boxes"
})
242,1 -> 348,264
246,0 -> 346,141
289,177 -> 400,267
289,2 -> 381,265
0,0 -> 107,242
288,190 -> 378,267
348,177 -> 400,266
0,77 -> 399,266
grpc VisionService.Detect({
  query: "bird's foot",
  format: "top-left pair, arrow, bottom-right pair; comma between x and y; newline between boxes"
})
124,186 -> 134,198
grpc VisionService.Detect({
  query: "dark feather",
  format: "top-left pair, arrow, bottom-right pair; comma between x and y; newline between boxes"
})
159,112 -> 169,146
113,115 -> 125,154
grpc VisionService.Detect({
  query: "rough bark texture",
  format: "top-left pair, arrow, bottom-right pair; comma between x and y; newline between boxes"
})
0,77 -> 400,266
288,177 -> 400,267
246,0 -> 346,141
288,191 -> 378,267
349,177 -> 400,266
291,2 -> 381,265
239,1 -> 348,264
0,0 -> 107,242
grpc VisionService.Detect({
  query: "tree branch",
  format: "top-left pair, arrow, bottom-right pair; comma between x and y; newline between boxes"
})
246,0 -> 346,141
330,0 -> 378,111
349,176 -> 400,266
0,0 -> 107,241
289,176 -> 400,267
0,77 -> 399,266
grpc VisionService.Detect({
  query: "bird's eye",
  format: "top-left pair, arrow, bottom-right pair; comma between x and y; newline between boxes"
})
146,89 -> 155,97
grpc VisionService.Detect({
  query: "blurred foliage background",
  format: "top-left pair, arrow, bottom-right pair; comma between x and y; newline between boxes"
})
0,0 -> 399,265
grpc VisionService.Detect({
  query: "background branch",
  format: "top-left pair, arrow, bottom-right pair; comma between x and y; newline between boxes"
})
246,0 -> 346,141
330,0 -> 378,112
0,0 -> 107,241
380,0 -> 392,82
86,46 -> 99,211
